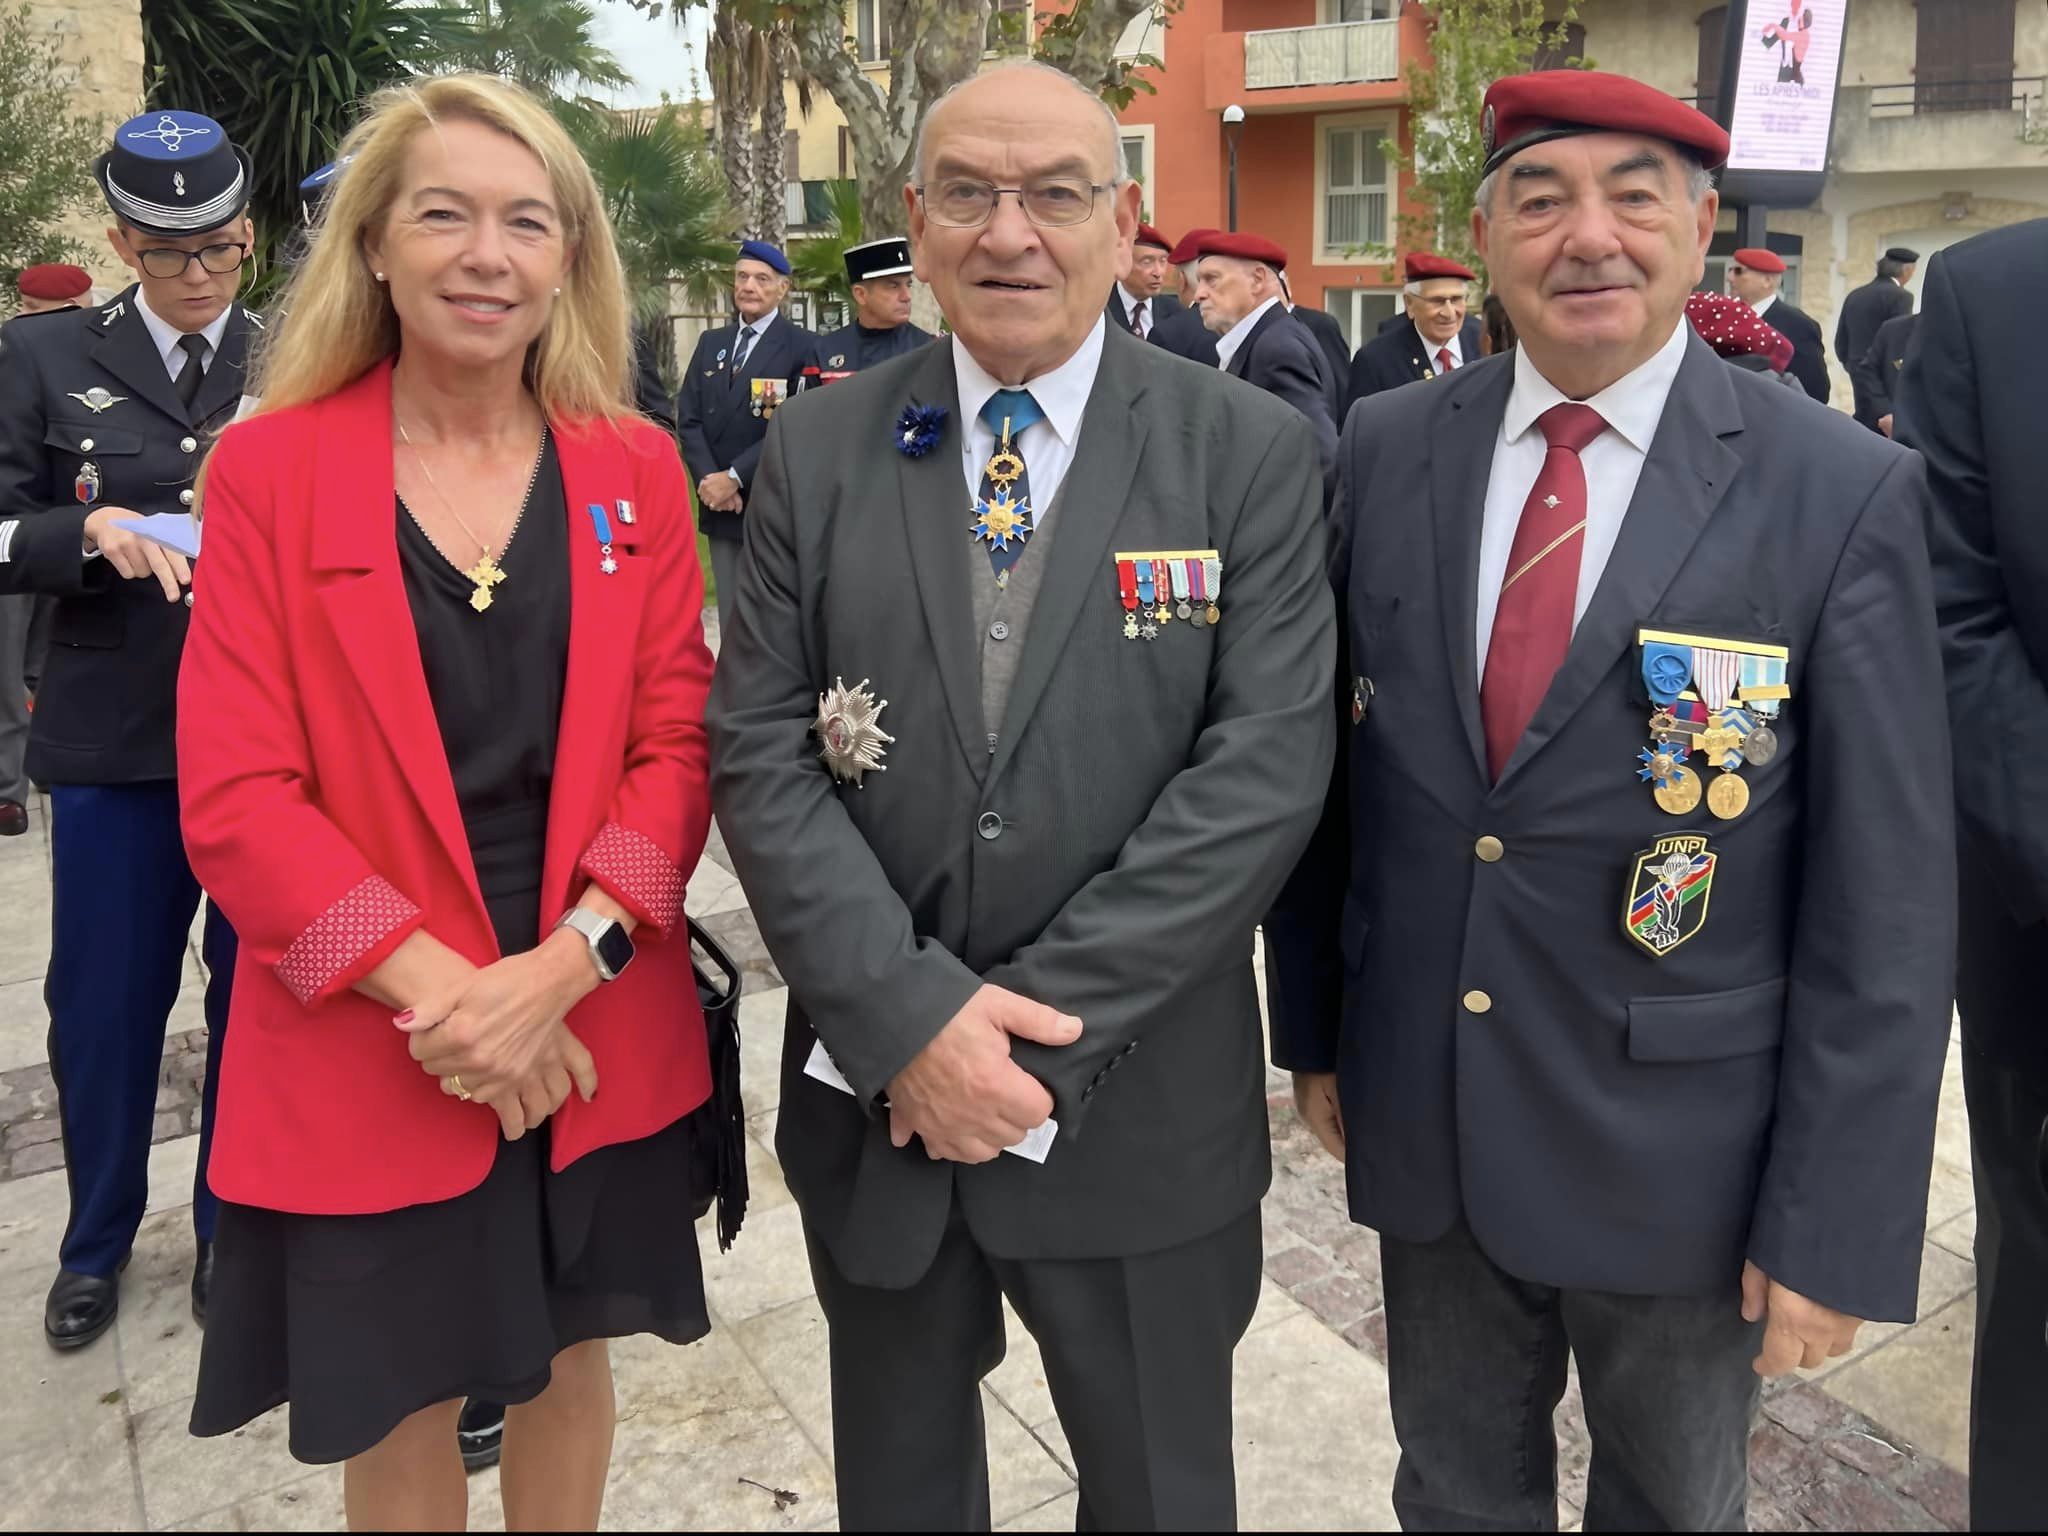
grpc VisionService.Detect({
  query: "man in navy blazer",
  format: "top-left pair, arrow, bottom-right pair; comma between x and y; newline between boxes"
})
1192,231 -> 1338,502
676,240 -> 818,614
1347,251 -> 1482,412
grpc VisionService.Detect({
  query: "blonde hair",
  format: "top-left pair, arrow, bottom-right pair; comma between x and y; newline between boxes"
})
250,73 -> 632,423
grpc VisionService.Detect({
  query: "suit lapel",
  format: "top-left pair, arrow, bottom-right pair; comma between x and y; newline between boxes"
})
1496,336 -> 1744,787
1431,361 -> 1513,784
308,362 -> 483,909
87,289 -> 188,426
988,332 -> 1149,786
540,424 -> 649,922
188,305 -> 254,428
894,342 -> 988,771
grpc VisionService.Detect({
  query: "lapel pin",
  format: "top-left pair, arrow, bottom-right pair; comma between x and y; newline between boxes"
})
615,498 -> 635,526
68,388 -> 127,414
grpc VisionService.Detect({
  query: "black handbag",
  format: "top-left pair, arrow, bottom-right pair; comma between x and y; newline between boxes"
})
684,917 -> 748,1251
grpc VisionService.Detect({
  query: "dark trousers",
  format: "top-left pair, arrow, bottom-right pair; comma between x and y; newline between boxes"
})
47,783 -> 233,1275
1381,1219 -> 1761,1532
1963,1044 -> 2048,1530
805,1201 -> 1262,1531
707,533 -> 743,623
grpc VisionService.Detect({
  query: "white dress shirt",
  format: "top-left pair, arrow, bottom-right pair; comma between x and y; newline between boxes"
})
953,316 -> 1105,525
1474,317 -> 1690,680
1748,293 -> 1779,320
1214,295 -> 1279,372
135,289 -> 232,381
1418,322 -> 1465,372
1116,283 -> 1151,337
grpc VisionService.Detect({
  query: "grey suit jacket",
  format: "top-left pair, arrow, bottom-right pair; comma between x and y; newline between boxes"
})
1265,335 -> 1954,1323
709,327 -> 1336,1289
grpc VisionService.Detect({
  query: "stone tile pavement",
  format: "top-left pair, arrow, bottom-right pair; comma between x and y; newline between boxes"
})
0,769 -> 1980,1530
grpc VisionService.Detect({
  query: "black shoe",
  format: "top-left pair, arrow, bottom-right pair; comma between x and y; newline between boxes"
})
191,1240 -> 213,1328
45,1268 -> 119,1350
458,1398 -> 504,1473
0,801 -> 26,837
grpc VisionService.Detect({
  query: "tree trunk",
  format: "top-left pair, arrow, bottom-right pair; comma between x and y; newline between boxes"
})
710,6 -> 759,238
755,63 -> 789,247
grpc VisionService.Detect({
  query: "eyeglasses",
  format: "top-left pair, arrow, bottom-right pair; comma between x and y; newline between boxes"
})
136,243 -> 250,279
917,177 -> 1112,229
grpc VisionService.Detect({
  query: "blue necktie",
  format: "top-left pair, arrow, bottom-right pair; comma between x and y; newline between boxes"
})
973,388 -> 1045,583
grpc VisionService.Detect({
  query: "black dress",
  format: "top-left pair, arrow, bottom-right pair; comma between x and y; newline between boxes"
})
191,433 -> 709,1465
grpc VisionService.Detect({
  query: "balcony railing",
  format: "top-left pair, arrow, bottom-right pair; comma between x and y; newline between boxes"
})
1245,19 -> 1400,90
1868,76 -> 2043,122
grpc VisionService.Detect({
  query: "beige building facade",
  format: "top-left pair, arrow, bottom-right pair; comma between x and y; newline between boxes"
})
1573,0 -> 2048,404
25,0 -> 145,291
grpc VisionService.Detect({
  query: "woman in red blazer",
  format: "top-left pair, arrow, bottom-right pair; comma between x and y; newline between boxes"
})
176,75 -> 713,1530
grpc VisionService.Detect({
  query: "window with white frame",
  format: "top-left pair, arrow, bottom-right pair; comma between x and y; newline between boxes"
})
1120,131 -> 1151,190
1321,0 -> 1396,21
1322,118 -> 1392,255
1325,288 -> 1400,353
1113,4 -> 1165,60
855,0 -> 891,64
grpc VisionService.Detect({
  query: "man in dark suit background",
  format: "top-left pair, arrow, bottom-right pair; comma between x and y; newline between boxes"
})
1280,278 -> 1351,423
1836,246 -> 1916,430
1148,227 -> 1220,366
1857,310 -> 1917,438
1192,231 -> 1339,501
676,239 -> 816,615
1898,218 -> 2048,1533
1726,246 -> 1829,404
1267,70 -> 1952,1528
1105,221 -> 1182,339
1347,252 -> 1482,410
708,60 -> 1334,1529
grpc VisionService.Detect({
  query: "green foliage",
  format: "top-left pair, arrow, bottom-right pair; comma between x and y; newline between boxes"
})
450,0 -> 632,96
0,3 -> 107,302
141,0 -> 472,307
785,178 -> 862,300
564,103 -> 734,318
1382,0 -> 1585,284
1033,0 -> 1179,112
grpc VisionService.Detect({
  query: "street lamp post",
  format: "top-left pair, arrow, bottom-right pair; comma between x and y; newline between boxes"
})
1223,103 -> 1245,232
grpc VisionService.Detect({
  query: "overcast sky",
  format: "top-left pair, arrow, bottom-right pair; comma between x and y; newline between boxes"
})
588,2 -> 711,107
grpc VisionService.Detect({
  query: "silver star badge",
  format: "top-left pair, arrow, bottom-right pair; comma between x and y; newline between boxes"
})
813,677 -> 894,787
68,388 -> 127,414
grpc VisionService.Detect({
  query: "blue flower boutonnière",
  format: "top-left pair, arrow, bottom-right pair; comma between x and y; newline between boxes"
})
895,401 -> 947,458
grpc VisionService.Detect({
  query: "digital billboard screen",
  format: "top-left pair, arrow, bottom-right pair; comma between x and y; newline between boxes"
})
1725,2 -> 1849,175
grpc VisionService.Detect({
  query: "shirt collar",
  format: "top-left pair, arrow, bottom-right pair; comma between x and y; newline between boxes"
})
952,315 -> 1105,451
1503,316 -> 1690,455
1415,321 -> 1463,367
1748,294 -> 1777,318
134,287 -> 233,372
740,310 -> 778,341
1117,283 -> 1149,316
1214,295 -> 1280,370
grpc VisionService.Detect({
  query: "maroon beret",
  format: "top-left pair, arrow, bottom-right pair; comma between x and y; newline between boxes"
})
1192,231 -> 1288,271
1167,227 -> 1219,265
1685,292 -> 1794,373
1730,246 -> 1786,275
1134,223 -> 1171,253
17,263 -> 92,301
1404,252 -> 1477,283
1481,70 -> 1729,178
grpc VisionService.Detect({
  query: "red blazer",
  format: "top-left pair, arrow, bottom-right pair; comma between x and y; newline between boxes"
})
178,361 -> 714,1215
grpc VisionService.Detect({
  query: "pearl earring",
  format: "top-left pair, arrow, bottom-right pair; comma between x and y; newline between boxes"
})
552,286 -> 561,296
374,271 -> 385,282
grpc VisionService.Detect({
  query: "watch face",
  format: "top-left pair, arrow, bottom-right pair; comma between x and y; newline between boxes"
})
595,923 -> 635,978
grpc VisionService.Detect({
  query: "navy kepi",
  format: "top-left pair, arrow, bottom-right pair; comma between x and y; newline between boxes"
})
96,110 -> 252,237
844,236 -> 913,285
738,239 -> 791,276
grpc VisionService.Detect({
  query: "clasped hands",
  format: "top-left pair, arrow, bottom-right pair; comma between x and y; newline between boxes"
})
395,930 -> 600,1141
885,984 -> 1082,1164
696,471 -> 741,514
1289,1070 -> 1865,1378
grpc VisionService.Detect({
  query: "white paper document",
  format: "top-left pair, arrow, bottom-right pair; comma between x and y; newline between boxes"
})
804,1039 -> 1058,1164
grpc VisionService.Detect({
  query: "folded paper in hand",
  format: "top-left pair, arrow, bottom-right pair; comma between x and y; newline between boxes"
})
803,1039 -> 1057,1163
112,513 -> 200,559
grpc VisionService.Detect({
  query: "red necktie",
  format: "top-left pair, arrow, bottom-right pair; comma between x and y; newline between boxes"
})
1479,402 -> 1608,781
1436,346 -> 1455,373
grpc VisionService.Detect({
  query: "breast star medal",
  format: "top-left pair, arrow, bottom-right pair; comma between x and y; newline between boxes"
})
813,677 -> 894,788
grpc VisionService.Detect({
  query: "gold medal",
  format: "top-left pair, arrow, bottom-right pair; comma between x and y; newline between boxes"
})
1205,602 -> 1220,625
1156,603 -> 1172,623
1653,765 -> 1703,815
1707,771 -> 1750,820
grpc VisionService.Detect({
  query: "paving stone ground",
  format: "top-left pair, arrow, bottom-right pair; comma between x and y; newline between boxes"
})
0,627 -> 1981,1529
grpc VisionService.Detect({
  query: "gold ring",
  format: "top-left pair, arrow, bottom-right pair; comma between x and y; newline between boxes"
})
444,1074 -> 473,1102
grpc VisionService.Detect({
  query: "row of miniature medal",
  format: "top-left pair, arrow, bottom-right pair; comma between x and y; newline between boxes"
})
1633,627 -> 1789,821
1116,550 -> 1223,641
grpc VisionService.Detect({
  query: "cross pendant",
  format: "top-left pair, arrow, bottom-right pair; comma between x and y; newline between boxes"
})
466,553 -> 506,613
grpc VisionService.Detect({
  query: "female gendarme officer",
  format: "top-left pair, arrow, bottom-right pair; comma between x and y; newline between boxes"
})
0,109 -> 260,1351
177,74 -> 716,1530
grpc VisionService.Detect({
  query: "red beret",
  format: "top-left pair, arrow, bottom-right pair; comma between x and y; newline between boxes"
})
17,263 -> 92,302
1685,292 -> 1794,373
1730,247 -> 1785,275
1404,252 -> 1477,283
1481,70 -> 1729,177
1167,227 -> 1219,265
1192,231 -> 1288,271
1134,223 -> 1171,253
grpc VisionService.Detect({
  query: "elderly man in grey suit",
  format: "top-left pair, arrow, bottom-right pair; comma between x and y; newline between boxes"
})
708,60 -> 1335,1533
1266,70 -> 1954,1529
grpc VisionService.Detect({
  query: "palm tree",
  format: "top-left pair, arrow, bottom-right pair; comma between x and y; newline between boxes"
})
453,0 -> 631,108
566,104 -> 733,323
786,178 -> 862,304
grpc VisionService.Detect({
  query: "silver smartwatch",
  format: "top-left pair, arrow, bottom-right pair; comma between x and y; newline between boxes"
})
554,908 -> 635,982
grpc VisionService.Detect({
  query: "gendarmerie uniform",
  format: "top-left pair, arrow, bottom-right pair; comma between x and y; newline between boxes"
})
814,237 -> 934,383
0,109 -> 255,1349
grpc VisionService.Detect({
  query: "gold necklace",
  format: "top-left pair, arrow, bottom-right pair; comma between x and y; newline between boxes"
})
396,418 -> 546,613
